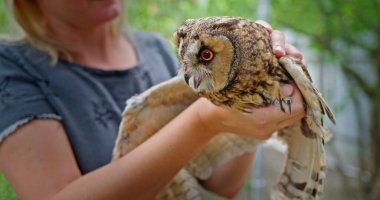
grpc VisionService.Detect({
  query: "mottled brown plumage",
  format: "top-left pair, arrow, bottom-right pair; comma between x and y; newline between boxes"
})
174,17 -> 291,112
113,16 -> 335,200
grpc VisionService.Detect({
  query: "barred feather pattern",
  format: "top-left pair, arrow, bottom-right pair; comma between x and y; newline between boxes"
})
269,56 -> 335,199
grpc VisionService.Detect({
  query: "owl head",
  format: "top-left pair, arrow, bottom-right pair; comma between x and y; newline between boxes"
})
173,17 -> 243,94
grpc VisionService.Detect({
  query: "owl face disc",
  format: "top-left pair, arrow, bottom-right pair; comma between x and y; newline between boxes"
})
176,30 -> 236,94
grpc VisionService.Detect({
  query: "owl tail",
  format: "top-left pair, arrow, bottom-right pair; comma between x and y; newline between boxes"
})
271,121 -> 326,200
156,169 -> 202,200
186,133 -> 258,180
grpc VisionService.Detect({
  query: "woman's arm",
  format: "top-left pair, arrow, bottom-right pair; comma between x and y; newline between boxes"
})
0,101 -> 215,200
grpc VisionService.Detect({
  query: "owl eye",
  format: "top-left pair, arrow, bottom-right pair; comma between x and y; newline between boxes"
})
199,48 -> 214,62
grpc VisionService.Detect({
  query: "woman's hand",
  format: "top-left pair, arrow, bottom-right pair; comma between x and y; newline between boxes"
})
196,83 -> 304,139
255,20 -> 307,65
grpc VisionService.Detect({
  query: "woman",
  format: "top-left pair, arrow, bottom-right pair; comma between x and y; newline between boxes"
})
0,0 -> 305,199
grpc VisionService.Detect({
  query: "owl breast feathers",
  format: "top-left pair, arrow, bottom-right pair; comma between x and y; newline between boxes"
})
113,16 -> 335,200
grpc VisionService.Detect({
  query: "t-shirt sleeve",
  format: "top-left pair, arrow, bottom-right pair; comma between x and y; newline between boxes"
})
0,46 -> 61,142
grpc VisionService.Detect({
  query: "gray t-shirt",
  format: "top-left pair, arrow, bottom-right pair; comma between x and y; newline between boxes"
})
0,31 -> 178,174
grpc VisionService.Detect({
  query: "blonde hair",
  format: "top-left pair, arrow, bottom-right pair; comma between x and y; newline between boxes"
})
5,0 -> 125,64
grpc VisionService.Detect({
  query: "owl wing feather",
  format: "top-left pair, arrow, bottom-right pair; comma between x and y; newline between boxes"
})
280,56 -> 335,124
270,56 -> 334,199
279,56 -> 335,140
186,133 -> 258,180
273,124 -> 326,200
113,76 -> 198,159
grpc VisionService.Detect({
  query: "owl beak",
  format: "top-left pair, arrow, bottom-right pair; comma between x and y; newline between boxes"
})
184,73 -> 191,85
183,73 -> 203,90
193,75 -> 203,89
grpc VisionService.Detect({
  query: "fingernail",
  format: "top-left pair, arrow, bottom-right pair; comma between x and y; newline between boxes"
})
274,45 -> 285,57
281,84 -> 294,96
284,43 -> 303,59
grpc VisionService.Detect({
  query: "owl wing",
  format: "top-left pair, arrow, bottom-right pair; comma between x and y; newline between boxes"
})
279,55 -> 335,140
186,133 -> 258,180
156,169 -> 202,200
113,76 -> 198,159
273,123 -> 327,200
112,76 -> 202,199
271,56 -> 335,200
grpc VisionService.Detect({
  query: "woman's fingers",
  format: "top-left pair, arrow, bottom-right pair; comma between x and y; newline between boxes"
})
285,44 -> 302,59
271,30 -> 286,57
281,84 -> 294,97
254,20 -> 307,66
285,44 -> 308,67
254,20 -> 272,33
250,84 -> 305,123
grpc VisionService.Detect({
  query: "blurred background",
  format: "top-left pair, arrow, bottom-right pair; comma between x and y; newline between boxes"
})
1,0 -> 379,199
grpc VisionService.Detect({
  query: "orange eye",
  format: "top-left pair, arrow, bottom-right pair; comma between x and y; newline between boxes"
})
200,49 -> 214,62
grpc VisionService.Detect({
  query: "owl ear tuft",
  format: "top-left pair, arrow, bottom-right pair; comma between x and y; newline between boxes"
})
182,18 -> 195,27
172,29 -> 187,48
172,31 -> 179,47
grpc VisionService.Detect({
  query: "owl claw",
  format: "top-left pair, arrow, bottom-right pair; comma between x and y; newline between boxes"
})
280,98 -> 285,112
282,96 -> 292,113
273,98 -> 286,112
273,97 -> 292,113
273,99 -> 280,107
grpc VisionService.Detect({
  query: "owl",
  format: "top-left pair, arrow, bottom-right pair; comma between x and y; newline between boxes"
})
113,16 -> 336,200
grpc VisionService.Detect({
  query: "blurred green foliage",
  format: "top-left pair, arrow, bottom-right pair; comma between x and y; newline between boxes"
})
128,0 -> 258,39
270,0 -> 380,54
0,172 -> 17,200
0,3 -> 12,33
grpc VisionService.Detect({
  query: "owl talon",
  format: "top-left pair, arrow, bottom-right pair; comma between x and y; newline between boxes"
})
279,98 -> 285,112
282,96 -> 292,113
273,99 -> 286,112
273,99 -> 280,107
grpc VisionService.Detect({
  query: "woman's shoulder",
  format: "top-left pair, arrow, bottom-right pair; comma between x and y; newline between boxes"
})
129,30 -> 178,77
0,39 -> 35,53
0,40 -> 25,57
129,30 -> 172,50
0,40 -> 31,71
0,40 -> 56,85
0,40 -> 48,64
130,30 -> 166,42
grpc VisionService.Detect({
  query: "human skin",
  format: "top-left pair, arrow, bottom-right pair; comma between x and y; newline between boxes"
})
0,1 -> 306,199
